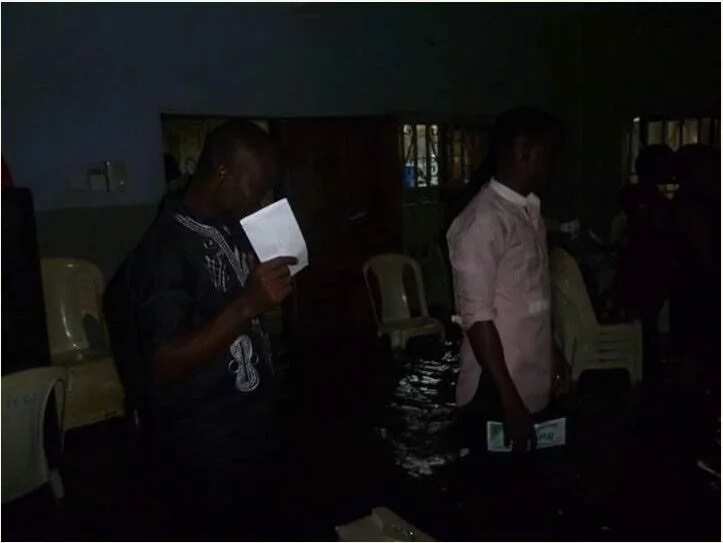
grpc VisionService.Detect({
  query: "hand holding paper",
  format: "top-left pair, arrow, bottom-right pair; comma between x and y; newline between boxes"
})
240,198 -> 308,276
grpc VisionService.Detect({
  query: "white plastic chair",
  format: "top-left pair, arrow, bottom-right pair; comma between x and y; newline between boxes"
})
40,258 -> 125,430
550,248 -> 643,384
2,367 -> 68,503
336,507 -> 435,541
363,254 -> 445,350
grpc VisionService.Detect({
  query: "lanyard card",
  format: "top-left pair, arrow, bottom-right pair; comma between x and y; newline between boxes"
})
486,417 -> 566,452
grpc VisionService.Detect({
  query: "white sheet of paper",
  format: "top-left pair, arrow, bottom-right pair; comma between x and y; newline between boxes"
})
240,198 -> 308,276
486,417 -> 566,452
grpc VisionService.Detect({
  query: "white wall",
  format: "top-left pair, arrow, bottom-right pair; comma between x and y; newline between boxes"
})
2,4 -> 581,211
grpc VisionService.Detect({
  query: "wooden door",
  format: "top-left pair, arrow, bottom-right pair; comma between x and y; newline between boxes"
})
275,118 -> 402,347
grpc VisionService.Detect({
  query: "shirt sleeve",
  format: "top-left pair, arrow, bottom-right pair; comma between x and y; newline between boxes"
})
135,247 -> 195,360
447,211 -> 504,330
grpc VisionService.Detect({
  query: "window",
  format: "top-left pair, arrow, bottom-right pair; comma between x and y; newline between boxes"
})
400,123 -> 489,189
625,115 -> 720,198
401,124 -> 440,188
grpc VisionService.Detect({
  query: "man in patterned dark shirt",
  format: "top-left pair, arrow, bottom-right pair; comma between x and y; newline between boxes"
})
131,121 -> 296,538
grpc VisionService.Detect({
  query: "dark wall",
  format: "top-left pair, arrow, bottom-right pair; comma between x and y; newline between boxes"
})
2,4 -> 719,278
2,4 -> 580,212
2,4 -> 582,278
34,206 -> 158,282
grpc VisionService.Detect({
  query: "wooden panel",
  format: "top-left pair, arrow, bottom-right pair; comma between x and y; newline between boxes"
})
276,118 -> 402,345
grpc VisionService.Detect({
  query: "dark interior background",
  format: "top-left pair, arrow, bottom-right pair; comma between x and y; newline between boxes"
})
2,4 -> 719,285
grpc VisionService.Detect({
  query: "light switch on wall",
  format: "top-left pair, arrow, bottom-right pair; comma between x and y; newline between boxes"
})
106,161 -> 127,192
82,161 -> 128,192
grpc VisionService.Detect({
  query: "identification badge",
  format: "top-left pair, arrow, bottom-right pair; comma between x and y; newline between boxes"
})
486,417 -> 566,452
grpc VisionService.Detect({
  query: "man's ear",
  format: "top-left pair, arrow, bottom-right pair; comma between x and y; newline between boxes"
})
217,164 -> 228,182
528,143 -> 546,167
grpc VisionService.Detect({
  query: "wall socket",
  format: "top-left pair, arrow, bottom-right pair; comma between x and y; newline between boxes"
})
72,161 -> 127,192
106,161 -> 127,192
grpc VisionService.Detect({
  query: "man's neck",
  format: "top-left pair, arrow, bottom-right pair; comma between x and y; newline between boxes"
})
183,178 -> 221,220
495,173 -> 532,197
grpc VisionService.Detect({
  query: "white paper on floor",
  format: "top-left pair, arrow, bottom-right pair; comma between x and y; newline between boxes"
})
240,198 -> 308,276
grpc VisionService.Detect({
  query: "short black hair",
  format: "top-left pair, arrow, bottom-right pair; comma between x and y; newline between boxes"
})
635,144 -> 673,183
491,107 -> 562,167
195,120 -> 275,179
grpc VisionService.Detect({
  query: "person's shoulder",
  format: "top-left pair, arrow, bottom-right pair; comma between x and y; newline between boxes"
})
448,184 -> 505,238
138,209 -> 183,250
134,207 -> 201,276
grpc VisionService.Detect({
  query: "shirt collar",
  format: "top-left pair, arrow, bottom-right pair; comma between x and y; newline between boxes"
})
489,178 -> 540,209
167,197 -> 239,231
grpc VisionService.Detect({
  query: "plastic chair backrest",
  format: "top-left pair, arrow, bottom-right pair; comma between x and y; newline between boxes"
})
549,248 -> 598,332
40,258 -> 106,356
363,254 -> 430,325
1,367 -> 67,503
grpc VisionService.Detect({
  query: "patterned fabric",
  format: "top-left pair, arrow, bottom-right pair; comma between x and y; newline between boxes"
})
204,254 -> 229,292
133,198 -> 278,464
171,211 -> 274,389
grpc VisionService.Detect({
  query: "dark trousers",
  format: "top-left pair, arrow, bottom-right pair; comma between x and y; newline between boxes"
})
640,305 -> 664,382
458,373 -> 569,449
454,375 -> 576,521
144,435 -> 293,541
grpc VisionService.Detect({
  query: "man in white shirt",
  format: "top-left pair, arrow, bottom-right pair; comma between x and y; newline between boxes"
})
448,107 -> 570,454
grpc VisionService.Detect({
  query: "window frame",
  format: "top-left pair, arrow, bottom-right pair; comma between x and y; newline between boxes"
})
624,113 -> 720,198
397,116 -> 493,192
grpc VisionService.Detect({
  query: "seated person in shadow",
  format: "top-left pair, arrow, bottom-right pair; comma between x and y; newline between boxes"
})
612,144 -> 679,382
670,144 -> 720,371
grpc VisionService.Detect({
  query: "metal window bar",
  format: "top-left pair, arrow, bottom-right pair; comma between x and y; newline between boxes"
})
450,128 -> 457,182
408,124 -> 416,188
439,125 -> 448,188
422,125 -> 427,186
460,129 -> 469,183
424,124 -> 432,187
399,122 -> 497,188
413,124 -> 420,188
431,125 -> 439,186
400,125 -> 408,184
